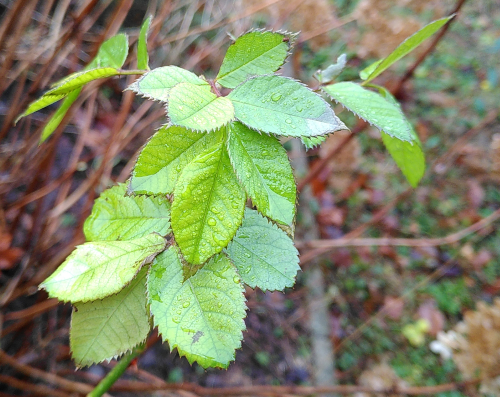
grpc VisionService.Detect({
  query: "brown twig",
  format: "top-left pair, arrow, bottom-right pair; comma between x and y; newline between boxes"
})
0,374 -> 72,397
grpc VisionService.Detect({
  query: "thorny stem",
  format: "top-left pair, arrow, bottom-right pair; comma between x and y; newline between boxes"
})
86,343 -> 145,397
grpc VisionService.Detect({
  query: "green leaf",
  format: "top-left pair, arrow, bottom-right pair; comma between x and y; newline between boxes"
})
323,82 -> 413,141
381,131 -> 425,187
370,84 -> 425,187
70,267 -> 151,367
167,83 -> 234,132
148,247 -> 246,369
301,135 -> 326,150
128,66 -> 207,102
137,16 -> 152,70
83,184 -> 171,241
226,208 -> 300,291
129,125 -> 222,195
88,33 -> 129,69
15,93 -> 67,123
40,234 -> 166,303
359,59 -> 383,80
39,88 -> 81,142
47,68 -> 121,96
227,122 -> 295,226
228,75 -> 346,137
171,130 -> 246,265
361,15 -> 454,83
216,30 -> 292,89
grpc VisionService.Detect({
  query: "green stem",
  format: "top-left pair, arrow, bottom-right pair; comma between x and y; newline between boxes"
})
86,343 -> 145,397
117,69 -> 148,76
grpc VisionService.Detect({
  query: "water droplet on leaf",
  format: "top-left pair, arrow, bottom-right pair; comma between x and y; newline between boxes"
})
208,218 -> 216,226
271,93 -> 282,102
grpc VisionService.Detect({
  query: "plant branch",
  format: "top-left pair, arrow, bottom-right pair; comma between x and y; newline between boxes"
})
87,343 -> 145,397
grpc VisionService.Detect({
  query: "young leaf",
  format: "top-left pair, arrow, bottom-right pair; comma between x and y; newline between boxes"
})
226,208 -> 300,291
314,54 -> 347,84
70,267 -> 150,367
128,66 -> 207,102
359,59 -> 383,80
171,131 -> 246,265
216,30 -> 293,89
40,233 -> 166,303
137,16 -> 152,70
227,122 -> 296,226
129,125 -> 223,195
87,33 -> 129,69
40,88 -> 82,142
83,184 -> 171,241
361,15 -> 454,83
323,82 -> 413,141
47,68 -> 121,96
15,93 -> 67,123
167,83 -> 234,132
228,75 -> 346,137
148,247 -> 246,369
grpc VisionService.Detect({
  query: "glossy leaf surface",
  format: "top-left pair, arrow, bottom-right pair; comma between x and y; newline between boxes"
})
40,234 -> 166,303
148,248 -> 246,369
228,75 -> 346,137
227,122 -> 295,226
226,208 -> 299,291
171,132 -> 245,265
216,30 -> 291,89
84,184 -> 171,241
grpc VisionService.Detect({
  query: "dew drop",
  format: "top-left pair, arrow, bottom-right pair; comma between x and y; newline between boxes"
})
178,105 -> 184,111
285,119 -> 292,124
172,317 -> 180,324
271,93 -> 282,102
211,207 -> 219,214
182,301 -> 190,308
208,218 -> 217,226
233,276 -> 240,283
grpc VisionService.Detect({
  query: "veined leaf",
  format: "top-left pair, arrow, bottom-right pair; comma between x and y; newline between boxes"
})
216,30 -> 292,89
71,267 -> 150,367
226,208 -> 300,291
40,234 -> 166,303
370,84 -> 425,187
323,82 -> 413,141
130,125 -> 222,195
361,15 -> 454,83
40,88 -> 82,142
171,132 -> 246,265
228,75 -> 346,137
148,247 -> 246,369
87,33 -> 129,69
128,66 -> 207,102
84,184 -> 171,241
227,122 -> 295,226
137,16 -> 152,70
301,135 -> 326,150
167,83 -> 234,132
47,68 -> 121,96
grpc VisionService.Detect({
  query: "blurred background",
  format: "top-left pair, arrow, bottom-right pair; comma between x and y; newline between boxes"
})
1,0 -> 499,396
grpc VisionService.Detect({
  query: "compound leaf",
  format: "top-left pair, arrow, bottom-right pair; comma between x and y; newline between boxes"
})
171,132 -> 246,265
226,208 -> 299,291
84,184 -> 171,241
167,83 -> 234,132
130,125 -> 223,195
323,82 -> 413,141
148,247 -> 246,369
71,267 -> 150,367
228,75 -> 346,137
40,234 -> 166,303
137,16 -> 152,70
227,122 -> 295,226
361,15 -> 453,83
128,66 -> 207,102
216,30 -> 292,89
